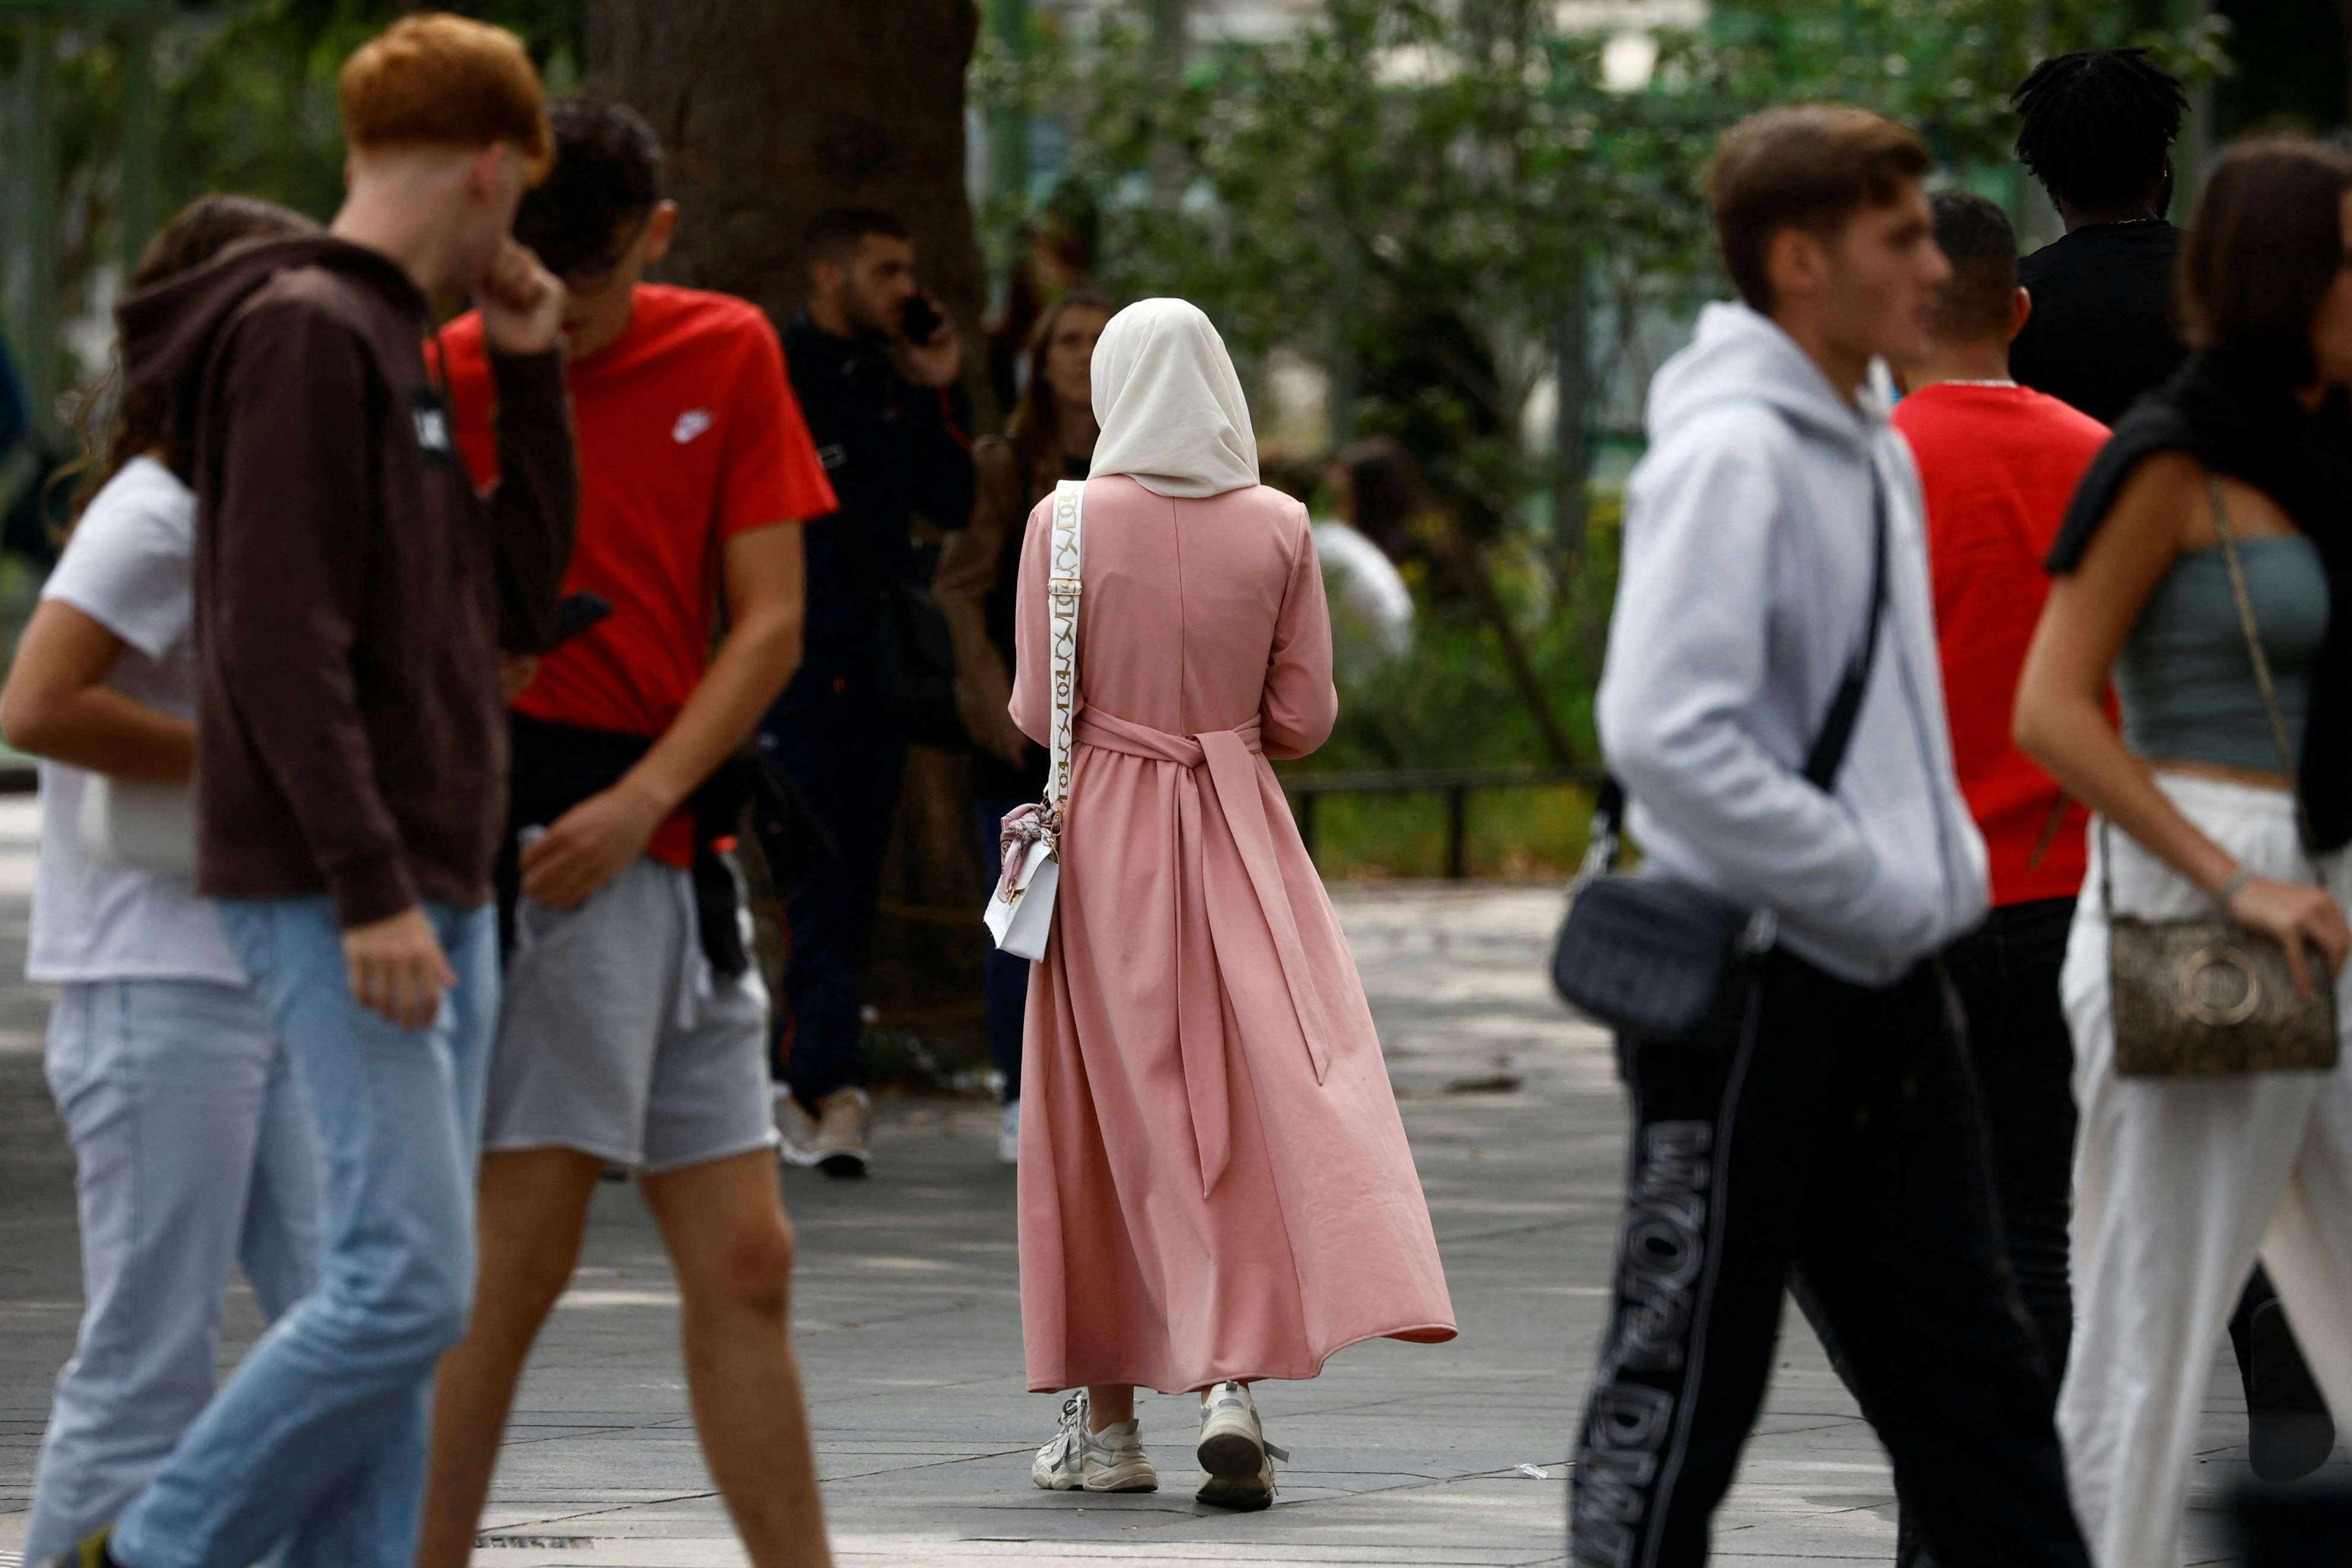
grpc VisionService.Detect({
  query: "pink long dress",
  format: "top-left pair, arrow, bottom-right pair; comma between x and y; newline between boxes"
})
1010,473 -> 1456,1395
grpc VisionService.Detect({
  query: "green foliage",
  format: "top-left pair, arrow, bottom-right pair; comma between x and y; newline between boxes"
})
982,0 -> 2217,697
994,1 -> 2224,351
1311,495 -> 1617,773
976,0 -> 2224,869
24,1 -> 584,363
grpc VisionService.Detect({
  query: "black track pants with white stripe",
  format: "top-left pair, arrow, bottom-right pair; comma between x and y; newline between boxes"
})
1569,951 -> 2089,1568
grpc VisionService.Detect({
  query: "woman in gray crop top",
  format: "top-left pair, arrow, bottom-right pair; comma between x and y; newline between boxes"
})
2110,529 -> 2328,770
2010,138 -> 2352,1568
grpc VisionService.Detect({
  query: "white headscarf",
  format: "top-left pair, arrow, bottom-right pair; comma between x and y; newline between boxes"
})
1088,298 -> 1260,499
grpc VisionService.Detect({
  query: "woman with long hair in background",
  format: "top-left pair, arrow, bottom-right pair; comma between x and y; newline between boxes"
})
0,194 -> 324,1563
2015,138 -> 2352,1567
937,289 -> 1112,1164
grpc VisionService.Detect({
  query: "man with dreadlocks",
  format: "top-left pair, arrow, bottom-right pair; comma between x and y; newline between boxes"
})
2008,46 -> 2189,426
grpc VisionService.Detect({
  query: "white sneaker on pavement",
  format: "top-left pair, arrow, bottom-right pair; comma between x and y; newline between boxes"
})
778,1086 -> 871,1177
1032,1390 -> 1159,1493
1196,1380 -> 1287,1510
998,1099 -> 1021,1165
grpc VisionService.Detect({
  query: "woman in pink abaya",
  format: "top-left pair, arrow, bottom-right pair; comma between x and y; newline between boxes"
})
1010,298 -> 1455,1511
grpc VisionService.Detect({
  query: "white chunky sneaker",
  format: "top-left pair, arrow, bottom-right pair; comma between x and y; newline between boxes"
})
1031,1392 -> 1159,1493
997,1099 -> 1022,1165
1196,1380 -> 1288,1510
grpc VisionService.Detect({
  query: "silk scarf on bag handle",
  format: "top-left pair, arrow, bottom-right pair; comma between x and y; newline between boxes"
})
984,478 -> 1084,960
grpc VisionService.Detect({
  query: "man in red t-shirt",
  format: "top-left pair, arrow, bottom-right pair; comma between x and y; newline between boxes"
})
416,98 -> 837,1568
1888,189 -> 2107,1567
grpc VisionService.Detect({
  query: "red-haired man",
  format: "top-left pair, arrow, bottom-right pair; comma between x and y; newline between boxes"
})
55,15 -> 575,1568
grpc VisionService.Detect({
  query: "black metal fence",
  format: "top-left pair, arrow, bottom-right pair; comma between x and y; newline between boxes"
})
1279,766 -> 1601,880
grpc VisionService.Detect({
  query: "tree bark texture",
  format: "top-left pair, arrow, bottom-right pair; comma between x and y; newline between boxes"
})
588,1 -> 994,1062
586,0 -> 985,345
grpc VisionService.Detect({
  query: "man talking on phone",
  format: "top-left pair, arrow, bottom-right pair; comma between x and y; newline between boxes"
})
758,207 -> 974,1177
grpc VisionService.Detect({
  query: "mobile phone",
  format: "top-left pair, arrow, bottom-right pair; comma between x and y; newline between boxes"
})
899,293 -> 944,346
553,591 -> 613,646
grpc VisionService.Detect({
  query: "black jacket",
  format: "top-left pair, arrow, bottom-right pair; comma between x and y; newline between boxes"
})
2012,222 -> 2187,428
782,314 -> 974,644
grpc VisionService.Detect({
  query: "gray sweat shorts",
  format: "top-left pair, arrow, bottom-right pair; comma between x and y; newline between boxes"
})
485,853 -> 777,1174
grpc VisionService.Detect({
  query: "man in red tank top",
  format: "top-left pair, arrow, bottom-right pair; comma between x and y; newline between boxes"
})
417,97 -> 837,1568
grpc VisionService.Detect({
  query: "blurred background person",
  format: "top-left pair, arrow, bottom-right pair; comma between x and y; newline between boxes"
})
2008,47 -> 2190,425
421,94 -> 833,1568
1318,438 -> 1422,677
1886,189 -> 2110,1568
985,186 -> 1099,415
2015,137 -> 2352,1568
1,194 -> 323,1568
760,206 -> 974,1180
935,287 -> 1111,1165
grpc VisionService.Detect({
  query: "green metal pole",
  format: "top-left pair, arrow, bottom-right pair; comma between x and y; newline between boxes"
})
987,0 -> 1028,207
119,24 -> 159,282
17,18 -> 58,439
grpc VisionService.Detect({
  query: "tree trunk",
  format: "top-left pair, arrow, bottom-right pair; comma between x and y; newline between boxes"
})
587,1 -> 994,1072
586,0 -> 985,347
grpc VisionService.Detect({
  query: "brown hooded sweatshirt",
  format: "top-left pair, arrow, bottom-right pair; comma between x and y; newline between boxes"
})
116,235 -> 576,928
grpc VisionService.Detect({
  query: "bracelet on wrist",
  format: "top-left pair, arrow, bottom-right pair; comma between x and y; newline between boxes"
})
2217,864 -> 2257,906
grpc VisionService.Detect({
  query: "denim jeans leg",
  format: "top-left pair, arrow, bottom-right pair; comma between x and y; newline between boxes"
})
238,1042 -> 324,1322
276,900 -> 499,1568
110,897 -> 494,1568
24,980 -> 307,1563
972,791 -> 1030,1102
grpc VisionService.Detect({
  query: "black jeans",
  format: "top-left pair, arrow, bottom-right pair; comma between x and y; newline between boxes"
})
1570,950 -> 2089,1568
1879,899 -> 2078,1568
1937,898 -> 2078,1374
754,638 -> 908,1102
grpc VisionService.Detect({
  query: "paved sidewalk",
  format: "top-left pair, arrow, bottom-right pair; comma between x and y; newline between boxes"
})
0,798 -> 2316,1565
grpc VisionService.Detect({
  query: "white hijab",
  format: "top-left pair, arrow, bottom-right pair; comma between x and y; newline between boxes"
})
1088,298 -> 1260,499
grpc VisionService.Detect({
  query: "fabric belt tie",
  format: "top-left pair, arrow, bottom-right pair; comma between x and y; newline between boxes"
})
1071,706 -> 1334,1197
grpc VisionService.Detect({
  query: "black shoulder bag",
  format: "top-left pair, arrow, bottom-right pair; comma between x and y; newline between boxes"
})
1550,474 -> 1888,1042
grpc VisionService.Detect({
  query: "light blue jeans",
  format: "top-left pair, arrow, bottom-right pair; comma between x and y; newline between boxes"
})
110,897 -> 499,1568
24,980 -> 321,1563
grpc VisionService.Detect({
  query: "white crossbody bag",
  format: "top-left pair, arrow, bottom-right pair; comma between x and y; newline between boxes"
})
983,478 -> 1084,962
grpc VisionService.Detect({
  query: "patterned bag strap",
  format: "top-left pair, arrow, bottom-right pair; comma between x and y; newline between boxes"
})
1047,479 -> 1086,812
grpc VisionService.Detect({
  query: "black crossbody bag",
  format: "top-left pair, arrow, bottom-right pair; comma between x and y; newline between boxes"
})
1551,476 -> 1888,1042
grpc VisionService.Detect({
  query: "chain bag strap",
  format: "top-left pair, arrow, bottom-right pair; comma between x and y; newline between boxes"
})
2105,470 -> 2339,1076
983,479 -> 1086,960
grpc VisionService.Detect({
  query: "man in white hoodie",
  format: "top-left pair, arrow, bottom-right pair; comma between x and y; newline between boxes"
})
1570,106 -> 2091,1568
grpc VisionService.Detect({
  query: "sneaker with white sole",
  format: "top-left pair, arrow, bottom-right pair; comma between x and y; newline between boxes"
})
1196,1380 -> 1288,1510
1031,1391 -> 1159,1493
778,1086 -> 871,1177
998,1099 -> 1021,1165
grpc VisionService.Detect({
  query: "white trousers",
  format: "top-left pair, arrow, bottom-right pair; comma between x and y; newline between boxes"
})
2059,772 -> 2352,1568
